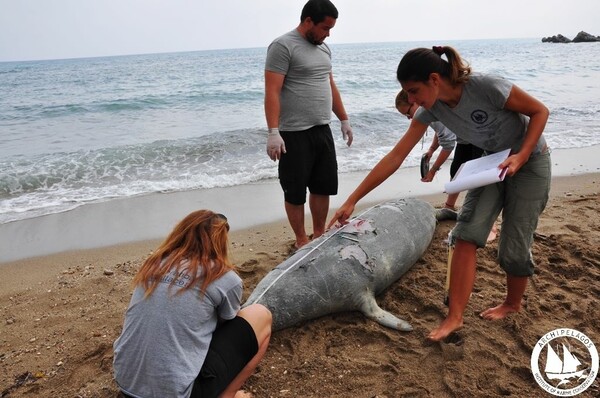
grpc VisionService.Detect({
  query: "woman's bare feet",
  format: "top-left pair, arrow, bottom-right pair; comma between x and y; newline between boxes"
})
427,316 -> 464,342
480,302 -> 520,320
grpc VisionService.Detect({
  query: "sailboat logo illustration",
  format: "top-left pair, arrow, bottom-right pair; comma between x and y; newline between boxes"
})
544,344 -> 587,386
531,328 -> 598,397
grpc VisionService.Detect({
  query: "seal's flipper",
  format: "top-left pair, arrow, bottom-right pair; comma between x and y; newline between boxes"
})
358,292 -> 413,331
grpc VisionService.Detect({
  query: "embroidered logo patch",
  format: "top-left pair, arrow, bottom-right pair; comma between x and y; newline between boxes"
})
470,110 -> 488,124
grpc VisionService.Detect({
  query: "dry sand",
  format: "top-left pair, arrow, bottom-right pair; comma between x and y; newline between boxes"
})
1,172 -> 599,397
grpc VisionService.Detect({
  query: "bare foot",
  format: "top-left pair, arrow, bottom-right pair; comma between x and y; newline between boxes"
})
427,317 -> 463,342
296,237 -> 310,248
480,302 -> 520,320
289,239 -> 309,253
295,241 -> 308,250
234,390 -> 254,398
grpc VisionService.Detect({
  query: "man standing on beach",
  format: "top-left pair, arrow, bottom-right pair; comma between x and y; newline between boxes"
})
264,0 -> 353,249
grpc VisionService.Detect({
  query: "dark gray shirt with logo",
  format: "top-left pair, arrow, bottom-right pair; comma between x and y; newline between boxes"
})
415,73 -> 546,155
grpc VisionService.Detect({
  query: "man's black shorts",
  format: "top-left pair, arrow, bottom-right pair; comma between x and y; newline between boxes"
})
278,124 -> 338,205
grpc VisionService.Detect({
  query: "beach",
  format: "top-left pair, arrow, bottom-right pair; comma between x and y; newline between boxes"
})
1,145 -> 599,397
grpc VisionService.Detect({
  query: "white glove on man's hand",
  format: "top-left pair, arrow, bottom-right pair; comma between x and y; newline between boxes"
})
341,120 -> 353,146
266,128 -> 286,161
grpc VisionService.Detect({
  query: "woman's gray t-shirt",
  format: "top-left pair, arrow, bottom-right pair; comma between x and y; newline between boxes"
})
430,121 -> 457,151
415,73 -> 546,154
113,264 -> 242,398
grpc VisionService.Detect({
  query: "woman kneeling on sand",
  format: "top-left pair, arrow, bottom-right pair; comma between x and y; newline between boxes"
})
113,210 -> 272,398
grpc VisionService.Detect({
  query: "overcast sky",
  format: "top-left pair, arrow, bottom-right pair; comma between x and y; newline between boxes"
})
1,0 -> 598,62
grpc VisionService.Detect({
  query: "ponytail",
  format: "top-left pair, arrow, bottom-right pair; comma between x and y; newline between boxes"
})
397,46 -> 471,86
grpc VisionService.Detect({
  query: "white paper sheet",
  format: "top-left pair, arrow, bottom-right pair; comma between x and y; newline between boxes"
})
444,148 -> 511,194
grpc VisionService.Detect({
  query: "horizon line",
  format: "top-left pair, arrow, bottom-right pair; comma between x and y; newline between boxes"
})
0,36 -> 544,64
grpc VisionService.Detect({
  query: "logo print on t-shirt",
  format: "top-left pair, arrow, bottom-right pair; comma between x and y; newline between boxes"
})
471,110 -> 488,124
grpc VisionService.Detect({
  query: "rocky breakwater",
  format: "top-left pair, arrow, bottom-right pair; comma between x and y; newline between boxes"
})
542,31 -> 600,43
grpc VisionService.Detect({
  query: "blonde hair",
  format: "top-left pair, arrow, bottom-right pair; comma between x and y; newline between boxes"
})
133,210 -> 233,297
395,89 -> 409,109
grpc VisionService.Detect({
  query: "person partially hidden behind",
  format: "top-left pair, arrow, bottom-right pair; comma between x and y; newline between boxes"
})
396,89 -> 484,213
113,210 -> 272,398
264,0 -> 353,249
396,89 -> 497,240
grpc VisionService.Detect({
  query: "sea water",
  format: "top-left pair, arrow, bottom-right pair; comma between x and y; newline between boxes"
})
1,38 -> 599,224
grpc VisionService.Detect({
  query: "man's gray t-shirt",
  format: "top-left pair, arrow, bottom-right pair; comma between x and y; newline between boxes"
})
113,264 -> 242,398
415,73 -> 546,154
265,29 -> 333,131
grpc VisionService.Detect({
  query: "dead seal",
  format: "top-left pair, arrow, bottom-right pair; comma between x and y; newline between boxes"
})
243,198 -> 436,331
